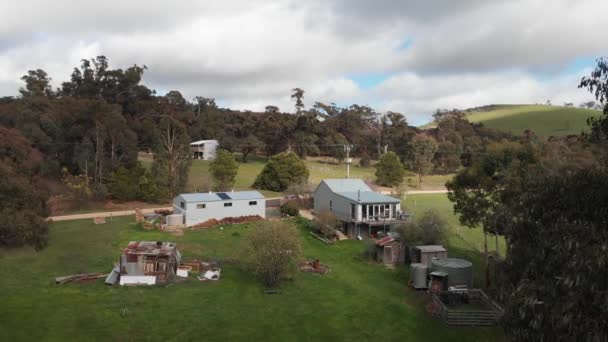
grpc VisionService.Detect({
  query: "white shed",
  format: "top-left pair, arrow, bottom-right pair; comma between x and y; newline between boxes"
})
191,140 -> 219,160
173,191 -> 265,226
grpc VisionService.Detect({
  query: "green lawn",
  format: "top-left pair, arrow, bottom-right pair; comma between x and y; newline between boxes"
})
466,104 -> 600,137
403,194 -> 506,288
0,204 -> 504,341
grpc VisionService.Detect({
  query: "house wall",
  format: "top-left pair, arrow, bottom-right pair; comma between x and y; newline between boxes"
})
202,141 -> 218,161
173,196 -> 265,226
313,182 -> 359,221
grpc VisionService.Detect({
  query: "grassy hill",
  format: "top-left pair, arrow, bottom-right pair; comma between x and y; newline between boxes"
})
421,104 -> 601,137
466,104 -> 601,136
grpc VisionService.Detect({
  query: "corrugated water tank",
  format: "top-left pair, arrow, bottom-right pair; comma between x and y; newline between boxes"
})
409,263 -> 428,289
430,258 -> 473,288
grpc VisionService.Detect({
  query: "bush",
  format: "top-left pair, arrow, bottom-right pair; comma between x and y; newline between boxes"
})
109,162 -> 162,202
395,209 -> 447,245
375,151 -> 405,186
244,221 -> 302,287
313,210 -> 338,239
280,200 -> 299,217
209,149 -> 239,191
359,152 -> 371,167
253,152 -> 309,192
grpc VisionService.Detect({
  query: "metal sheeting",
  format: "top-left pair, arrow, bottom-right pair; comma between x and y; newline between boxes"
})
410,263 -> 428,289
431,258 -> 473,288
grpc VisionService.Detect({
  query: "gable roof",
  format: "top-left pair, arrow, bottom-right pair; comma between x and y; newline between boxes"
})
177,191 -> 264,203
317,179 -> 400,204
321,179 -> 372,193
190,140 -> 218,145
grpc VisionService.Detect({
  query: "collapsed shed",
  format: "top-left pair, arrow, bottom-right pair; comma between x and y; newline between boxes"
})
119,241 -> 181,285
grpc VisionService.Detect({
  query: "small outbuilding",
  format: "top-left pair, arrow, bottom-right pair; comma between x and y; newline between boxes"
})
119,241 -> 181,285
375,236 -> 405,265
173,191 -> 266,227
191,139 -> 219,160
412,245 -> 448,267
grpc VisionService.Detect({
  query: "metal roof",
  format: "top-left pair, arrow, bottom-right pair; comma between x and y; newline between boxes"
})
122,241 -> 177,256
190,140 -> 218,145
178,191 -> 264,203
415,245 -> 447,253
321,179 -> 372,193
319,179 -> 400,204
339,191 -> 400,204
431,258 -> 472,269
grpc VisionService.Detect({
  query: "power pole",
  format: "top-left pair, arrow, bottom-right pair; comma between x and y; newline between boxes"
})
345,144 -> 353,178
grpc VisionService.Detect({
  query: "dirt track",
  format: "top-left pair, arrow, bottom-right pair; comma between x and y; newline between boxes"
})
48,207 -> 173,222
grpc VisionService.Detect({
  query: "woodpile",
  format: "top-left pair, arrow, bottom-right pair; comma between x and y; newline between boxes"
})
299,259 -> 330,274
190,215 -> 263,229
55,273 -> 108,284
134,208 -> 144,223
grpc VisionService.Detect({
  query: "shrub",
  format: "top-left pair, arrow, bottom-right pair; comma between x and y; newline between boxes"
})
253,152 -> 309,192
375,151 -> 405,186
280,200 -> 299,217
244,221 -> 302,287
395,209 -> 447,245
359,152 -> 371,167
209,149 -> 239,191
313,210 -> 338,239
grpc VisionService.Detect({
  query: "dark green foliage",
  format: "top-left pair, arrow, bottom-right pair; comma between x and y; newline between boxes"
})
375,151 -> 404,186
209,149 -> 239,191
108,162 -> 161,202
359,151 -> 371,167
0,126 -> 49,250
244,221 -> 302,287
395,209 -> 447,246
280,200 -> 299,217
500,170 -> 608,340
410,134 -> 438,184
253,152 -> 309,192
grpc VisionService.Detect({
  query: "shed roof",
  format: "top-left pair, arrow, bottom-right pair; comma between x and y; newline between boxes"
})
319,179 -> 400,204
190,139 -> 218,145
123,241 -> 177,256
415,245 -> 447,253
321,179 -> 372,193
178,191 -> 264,203
339,191 -> 400,204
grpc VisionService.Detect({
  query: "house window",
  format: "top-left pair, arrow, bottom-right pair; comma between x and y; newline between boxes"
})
224,202 -> 233,207
249,201 -> 257,206
329,200 -> 333,211
362,205 -> 367,219
180,201 -> 185,209
196,204 -> 206,209
351,203 -> 356,219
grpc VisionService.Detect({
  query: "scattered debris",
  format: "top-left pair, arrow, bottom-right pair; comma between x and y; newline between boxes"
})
135,208 -> 144,223
176,265 -> 191,277
198,268 -> 221,281
264,289 -> 281,294
309,231 -> 332,244
55,273 -> 108,284
105,265 -> 120,285
190,215 -> 263,229
154,209 -> 173,216
94,217 -> 106,224
180,261 -> 202,273
120,275 -> 156,286
299,259 -> 330,274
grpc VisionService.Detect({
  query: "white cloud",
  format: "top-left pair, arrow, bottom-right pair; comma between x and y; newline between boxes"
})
0,0 -> 604,124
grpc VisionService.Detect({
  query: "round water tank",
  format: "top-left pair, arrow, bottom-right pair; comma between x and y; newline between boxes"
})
431,258 -> 473,288
166,214 -> 184,226
409,263 -> 428,289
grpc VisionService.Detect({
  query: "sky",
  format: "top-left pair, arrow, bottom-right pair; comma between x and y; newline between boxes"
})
1,0 -> 607,125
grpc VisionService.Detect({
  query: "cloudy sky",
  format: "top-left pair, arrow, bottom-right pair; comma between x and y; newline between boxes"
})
1,0 -> 607,124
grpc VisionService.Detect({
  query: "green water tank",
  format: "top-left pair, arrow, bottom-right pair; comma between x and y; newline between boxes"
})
430,258 -> 473,288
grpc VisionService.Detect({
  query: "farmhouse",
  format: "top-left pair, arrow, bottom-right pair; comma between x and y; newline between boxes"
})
173,191 -> 265,226
313,179 -> 404,238
191,139 -> 219,160
119,241 -> 181,285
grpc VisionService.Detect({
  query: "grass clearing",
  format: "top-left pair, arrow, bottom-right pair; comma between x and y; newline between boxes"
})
1,200 -> 505,341
466,104 -> 600,137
